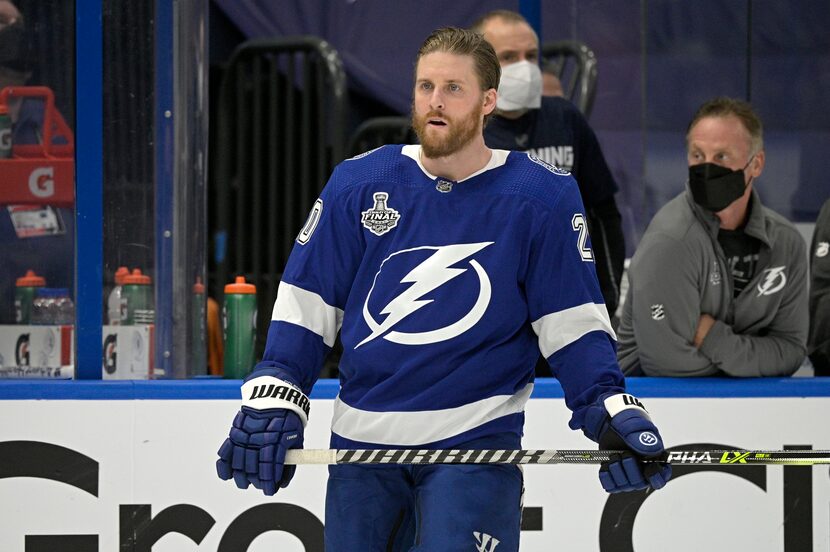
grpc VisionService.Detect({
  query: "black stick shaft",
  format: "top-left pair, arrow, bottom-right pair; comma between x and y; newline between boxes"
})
285,448 -> 830,466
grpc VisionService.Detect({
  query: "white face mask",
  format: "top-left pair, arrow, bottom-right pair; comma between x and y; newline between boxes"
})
496,60 -> 543,112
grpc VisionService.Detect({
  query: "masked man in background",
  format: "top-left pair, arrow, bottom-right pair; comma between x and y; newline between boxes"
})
616,97 -> 808,377
474,10 -> 625,320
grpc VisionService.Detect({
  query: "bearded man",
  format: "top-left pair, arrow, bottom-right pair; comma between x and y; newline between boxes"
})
217,26 -> 671,551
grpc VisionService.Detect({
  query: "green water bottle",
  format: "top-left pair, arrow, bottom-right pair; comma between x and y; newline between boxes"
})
0,103 -> 11,159
192,277 -> 207,375
223,276 -> 257,379
15,270 -> 46,323
122,269 -> 154,325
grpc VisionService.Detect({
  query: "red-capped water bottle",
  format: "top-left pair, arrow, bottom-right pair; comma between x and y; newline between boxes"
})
15,269 -> 46,324
122,269 -> 154,325
223,276 -> 256,379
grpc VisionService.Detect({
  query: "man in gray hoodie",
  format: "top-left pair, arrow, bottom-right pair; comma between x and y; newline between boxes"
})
617,97 -> 808,377
809,198 -> 830,375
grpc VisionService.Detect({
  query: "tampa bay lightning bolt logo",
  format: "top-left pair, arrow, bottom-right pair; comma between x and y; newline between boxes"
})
756,266 -> 787,297
356,242 -> 494,348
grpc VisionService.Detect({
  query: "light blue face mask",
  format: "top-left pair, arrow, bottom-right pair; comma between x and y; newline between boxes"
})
496,60 -> 542,111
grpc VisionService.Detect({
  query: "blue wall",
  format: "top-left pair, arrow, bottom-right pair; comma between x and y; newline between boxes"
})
559,1 -> 830,250
212,0 -> 830,252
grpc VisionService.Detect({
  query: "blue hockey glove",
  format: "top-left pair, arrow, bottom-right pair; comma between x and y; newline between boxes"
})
587,393 -> 671,493
216,375 -> 310,496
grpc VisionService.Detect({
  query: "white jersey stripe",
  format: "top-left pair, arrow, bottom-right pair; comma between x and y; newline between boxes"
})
532,302 -> 616,359
331,383 -> 534,446
272,282 -> 344,347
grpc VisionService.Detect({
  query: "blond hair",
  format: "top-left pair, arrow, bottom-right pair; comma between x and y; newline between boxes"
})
416,26 -> 501,92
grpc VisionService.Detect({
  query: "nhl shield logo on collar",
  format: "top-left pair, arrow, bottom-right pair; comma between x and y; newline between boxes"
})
436,179 -> 453,193
361,192 -> 401,236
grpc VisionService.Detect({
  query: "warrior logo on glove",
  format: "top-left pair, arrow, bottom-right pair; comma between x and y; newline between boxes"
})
247,381 -> 311,420
241,376 -> 310,424
639,432 -> 659,446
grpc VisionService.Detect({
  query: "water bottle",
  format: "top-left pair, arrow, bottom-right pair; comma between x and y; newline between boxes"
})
223,276 -> 257,379
31,288 -> 57,325
0,103 -> 11,159
53,289 -> 75,325
122,269 -> 154,325
15,269 -> 46,324
31,288 -> 72,325
107,266 -> 129,325
192,276 -> 207,375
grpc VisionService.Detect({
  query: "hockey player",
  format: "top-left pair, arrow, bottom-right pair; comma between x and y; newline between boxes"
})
217,27 -> 671,551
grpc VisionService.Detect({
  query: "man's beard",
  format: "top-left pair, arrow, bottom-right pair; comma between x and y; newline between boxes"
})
411,103 -> 482,159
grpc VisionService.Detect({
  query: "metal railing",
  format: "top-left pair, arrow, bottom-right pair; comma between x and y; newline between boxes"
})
211,36 -> 347,358
541,40 -> 598,117
346,116 -> 415,158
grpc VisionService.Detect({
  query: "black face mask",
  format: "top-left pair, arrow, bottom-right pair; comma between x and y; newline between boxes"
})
688,160 -> 751,212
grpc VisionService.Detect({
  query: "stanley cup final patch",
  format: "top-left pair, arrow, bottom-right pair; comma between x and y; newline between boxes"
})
361,192 -> 401,236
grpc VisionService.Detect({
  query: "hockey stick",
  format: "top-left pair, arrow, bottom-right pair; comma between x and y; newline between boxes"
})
285,448 -> 830,466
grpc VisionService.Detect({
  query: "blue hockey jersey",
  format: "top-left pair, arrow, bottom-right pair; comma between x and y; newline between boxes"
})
255,145 -> 625,450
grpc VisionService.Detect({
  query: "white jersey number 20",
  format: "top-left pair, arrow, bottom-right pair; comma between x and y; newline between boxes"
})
571,213 -> 594,262
297,198 -> 323,245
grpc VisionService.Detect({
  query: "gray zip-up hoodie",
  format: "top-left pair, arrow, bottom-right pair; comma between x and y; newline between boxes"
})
617,185 -> 808,377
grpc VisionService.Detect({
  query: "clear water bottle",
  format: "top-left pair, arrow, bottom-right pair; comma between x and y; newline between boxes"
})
107,266 -> 129,324
31,288 -> 74,325
54,289 -> 75,325
31,288 -> 57,325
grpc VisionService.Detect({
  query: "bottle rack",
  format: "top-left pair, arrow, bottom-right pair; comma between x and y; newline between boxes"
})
0,86 -> 75,207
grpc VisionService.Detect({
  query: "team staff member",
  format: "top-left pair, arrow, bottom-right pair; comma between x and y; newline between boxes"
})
217,27 -> 670,551
617,97 -> 808,377
474,10 -> 625,318
809,198 -> 830,375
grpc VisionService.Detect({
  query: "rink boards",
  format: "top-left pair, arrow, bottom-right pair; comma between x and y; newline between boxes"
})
0,377 -> 828,552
